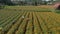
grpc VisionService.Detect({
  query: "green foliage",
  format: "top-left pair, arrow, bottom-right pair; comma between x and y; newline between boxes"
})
0,5 -> 5,9
55,10 -> 60,14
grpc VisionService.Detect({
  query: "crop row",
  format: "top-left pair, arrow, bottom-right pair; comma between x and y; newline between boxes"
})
0,11 -> 60,34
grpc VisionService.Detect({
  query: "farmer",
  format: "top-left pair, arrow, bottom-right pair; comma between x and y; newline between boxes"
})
21,16 -> 30,21
22,16 -> 25,19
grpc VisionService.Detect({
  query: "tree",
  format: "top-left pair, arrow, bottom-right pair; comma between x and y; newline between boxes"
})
32,0 -> 38,6
0,0 -> 13,5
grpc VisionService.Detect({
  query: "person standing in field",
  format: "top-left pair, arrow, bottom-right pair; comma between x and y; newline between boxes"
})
22,16 -> 25,19
21,16 -> 30,21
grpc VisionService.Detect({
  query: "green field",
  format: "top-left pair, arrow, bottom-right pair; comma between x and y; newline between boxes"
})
0,6 -> 60,34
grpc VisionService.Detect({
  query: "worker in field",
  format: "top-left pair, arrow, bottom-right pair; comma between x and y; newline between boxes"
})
21,16 -> 30,21
22,16 -> 25,19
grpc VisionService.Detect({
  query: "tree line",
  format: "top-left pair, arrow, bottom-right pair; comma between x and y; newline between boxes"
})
0,0 -> 60,6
